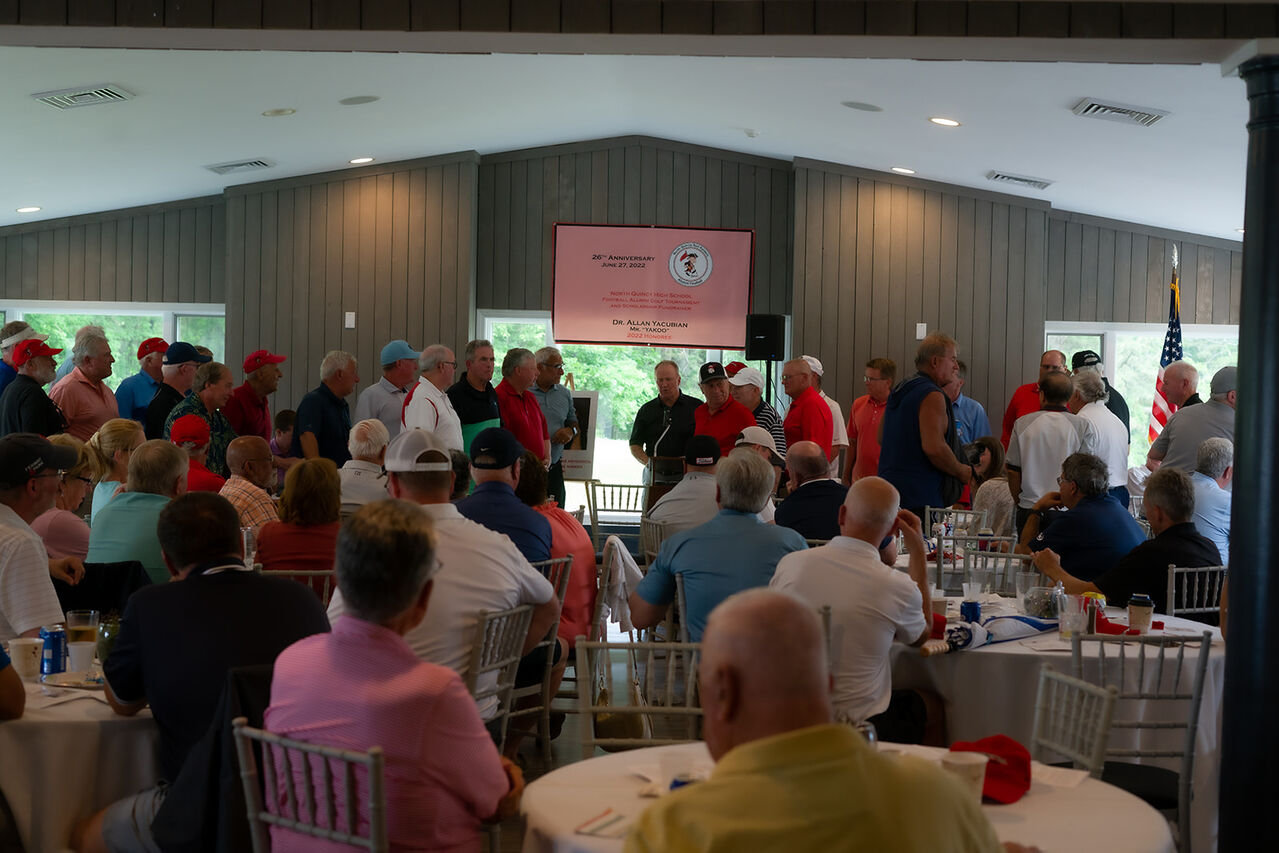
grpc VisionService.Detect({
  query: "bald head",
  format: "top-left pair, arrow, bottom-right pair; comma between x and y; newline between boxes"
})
837,476 -> 900,545
1162,361 -> 1199,406
785,440 -> 829,487
1038,350 -> 1068,382
700,589 -> 831,761
226,436 -> 273,488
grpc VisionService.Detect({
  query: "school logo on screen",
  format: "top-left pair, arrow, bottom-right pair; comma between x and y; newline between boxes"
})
669,242 -> 713,287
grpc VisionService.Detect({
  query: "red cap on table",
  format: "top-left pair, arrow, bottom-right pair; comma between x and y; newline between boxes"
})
949,735 -> 1032,804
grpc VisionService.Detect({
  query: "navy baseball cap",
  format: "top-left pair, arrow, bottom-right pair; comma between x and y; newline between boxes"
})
0,434 -> 79,489
469,428 -> 525,469
684,435 -> 721,467
163,341 -> 213,366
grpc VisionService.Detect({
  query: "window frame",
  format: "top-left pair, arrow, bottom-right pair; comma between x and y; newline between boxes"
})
0,299 -> 224,344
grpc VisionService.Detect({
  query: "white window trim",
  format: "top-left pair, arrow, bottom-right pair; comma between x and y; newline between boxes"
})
1046,320 -> 1238,373
0,299 -> 224,343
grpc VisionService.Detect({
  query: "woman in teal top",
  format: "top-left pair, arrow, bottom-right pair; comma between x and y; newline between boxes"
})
86,418 -> 145,525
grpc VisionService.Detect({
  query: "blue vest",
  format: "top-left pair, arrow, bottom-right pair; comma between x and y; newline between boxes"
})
877,373 -> 957,511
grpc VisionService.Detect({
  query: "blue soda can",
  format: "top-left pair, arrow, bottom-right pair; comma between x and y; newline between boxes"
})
40,624 -> 67,676
960,600 -> 982,624
669,773 -> 699,791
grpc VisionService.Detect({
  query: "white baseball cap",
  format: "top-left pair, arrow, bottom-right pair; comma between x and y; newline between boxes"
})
384,428 -> 452,473
735,426 -> 784,466
800,355 -> 824,376
727,366 -> 765,390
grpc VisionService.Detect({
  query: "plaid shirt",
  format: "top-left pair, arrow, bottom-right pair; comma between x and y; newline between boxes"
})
219,476 -> 278,535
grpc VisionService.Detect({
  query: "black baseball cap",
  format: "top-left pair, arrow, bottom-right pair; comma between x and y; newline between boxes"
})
699,362 -> 728,384
0,434 -> 78,489
684,435 -> 722,467
469,427 -> 525,469
1072,350 -> 1102,370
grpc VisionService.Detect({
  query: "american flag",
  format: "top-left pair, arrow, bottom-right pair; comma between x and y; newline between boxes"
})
1147,263 -> 1183,443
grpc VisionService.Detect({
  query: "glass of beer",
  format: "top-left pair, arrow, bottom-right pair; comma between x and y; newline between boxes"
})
65,609 -> 99,645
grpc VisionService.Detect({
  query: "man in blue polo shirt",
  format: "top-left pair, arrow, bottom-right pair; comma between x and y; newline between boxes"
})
1017,452 -> 1144,582
455,427 -> 552,563
114,338 -> 168,423
629,449 -> 807,641
293,350 -> 359,466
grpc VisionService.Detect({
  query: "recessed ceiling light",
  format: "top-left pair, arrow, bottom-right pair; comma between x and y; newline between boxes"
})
15,206 -> 40,213
1236,228 -> 1246,234
339,96 -> 380,106
891,167 -> 916,175
842,101 -> 883,112
349,157 -> 375,165
261,108 -> 295,117
929,117 -> 961,127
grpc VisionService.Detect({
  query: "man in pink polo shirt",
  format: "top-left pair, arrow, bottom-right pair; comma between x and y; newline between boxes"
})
49,327 -> 118,441
495,347 -> 550,464
265,500 -> 522,850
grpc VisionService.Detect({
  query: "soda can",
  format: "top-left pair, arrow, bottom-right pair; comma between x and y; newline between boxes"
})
669,773 -> 699,791
960,600 -> 982,624
39,624 -> 67,676
977,527 -> 994,552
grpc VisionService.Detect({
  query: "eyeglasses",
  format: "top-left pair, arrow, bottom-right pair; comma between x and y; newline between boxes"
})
863,375 -> 889,382
62,474 -> 93,486
440,361 -> 456,367
542,362 -> 565,370
32,470 -> 64,481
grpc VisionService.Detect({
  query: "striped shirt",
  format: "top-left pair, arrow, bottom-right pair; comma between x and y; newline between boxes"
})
0,504 -> 64,641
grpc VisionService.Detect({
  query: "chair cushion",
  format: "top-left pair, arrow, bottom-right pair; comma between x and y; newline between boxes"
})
1101,761 -> 1180,811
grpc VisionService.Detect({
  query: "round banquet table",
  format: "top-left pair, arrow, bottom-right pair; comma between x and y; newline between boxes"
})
0,681 -> 161,852
890,598 -> 1224,853
520,740 -> 1174,853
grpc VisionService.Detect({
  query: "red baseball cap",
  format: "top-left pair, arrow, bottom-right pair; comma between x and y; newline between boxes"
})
12,339 -> 62,367
137,338 -> 169,360
949,735 -> 1032,804
724,361 -> 748,378
170,414 -> 211,448
243,349 -> 286,374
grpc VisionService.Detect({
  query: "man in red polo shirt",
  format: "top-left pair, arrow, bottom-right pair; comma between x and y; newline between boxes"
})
782,357 -> 833,461
693,362 -> 756,456
999,349 -> 1067,447
844,357 -> 896,483
224,349 -> 296,480
495,348 -> 550,463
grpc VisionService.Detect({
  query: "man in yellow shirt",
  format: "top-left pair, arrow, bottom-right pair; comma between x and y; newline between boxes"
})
626,589 -> 1037,853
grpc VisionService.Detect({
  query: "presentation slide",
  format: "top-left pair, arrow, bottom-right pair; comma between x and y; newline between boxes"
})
552,224 -> 754,348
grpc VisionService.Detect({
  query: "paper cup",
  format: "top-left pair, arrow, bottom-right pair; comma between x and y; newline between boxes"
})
8,638 -> 42,682
68,641 -> 96,674
942,752 -> 989,803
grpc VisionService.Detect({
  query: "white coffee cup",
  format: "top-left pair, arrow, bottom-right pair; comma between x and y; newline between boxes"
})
8,638 -> 42,682
67,641 -> 96,674
941,752 -> 989,803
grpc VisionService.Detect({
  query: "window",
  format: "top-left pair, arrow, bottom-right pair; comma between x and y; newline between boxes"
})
0,300 -> 225,393
1046,321 -> 1239,468
480,310 -> 790,506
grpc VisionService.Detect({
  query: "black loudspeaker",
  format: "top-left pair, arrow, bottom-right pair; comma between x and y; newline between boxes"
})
745,314 -> 785,361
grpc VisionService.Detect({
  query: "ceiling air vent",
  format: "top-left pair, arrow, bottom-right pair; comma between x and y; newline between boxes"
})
204,159 -> 275,176
986,171 -> 1054,191
32,84 -> 134,109
1072,97 -> 1168,127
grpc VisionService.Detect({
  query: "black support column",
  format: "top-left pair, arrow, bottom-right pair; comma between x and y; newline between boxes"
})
1220,53 -> 1279,851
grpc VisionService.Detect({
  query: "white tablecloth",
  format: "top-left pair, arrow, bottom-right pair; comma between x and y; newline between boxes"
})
0,682 -> 161,852
891,603 -> 1224,853
521,741 -> 1174,853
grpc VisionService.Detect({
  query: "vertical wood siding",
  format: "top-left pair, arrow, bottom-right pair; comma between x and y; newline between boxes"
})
476,136 -> 794,317
1046,211 -> 1242,325
791,160 -> 1049,431
223,153 -> 478,410
0,197 -> 226,304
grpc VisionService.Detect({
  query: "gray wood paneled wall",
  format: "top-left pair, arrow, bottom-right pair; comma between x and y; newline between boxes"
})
0,197 -> 226,304
792,159 -> 1049,428
223,152 -> 479,410
1047,210 -> 1242,325
476,136 -> 794,316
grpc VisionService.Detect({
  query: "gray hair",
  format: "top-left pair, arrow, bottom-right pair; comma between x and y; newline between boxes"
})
419,344 -> 451,372
501,347 -> 534,379
1059,452 -> 1109,498
72,327 -> 109,366
0,321 -> 34,355
336,500 -> 440,624
1165,360 -> 1198,390
126,439 -> 187,496
193,362 -> 228,393
1196,437 -> 1233,479
1144,467 -> 1195,523
716,448 -> 776,513
915,332 -> 957,368
464,339 -> 493,361
1071,370 -> 1108,404
320,350 -> 356,382
348,418 -> 390,460
535,346 -> 561,366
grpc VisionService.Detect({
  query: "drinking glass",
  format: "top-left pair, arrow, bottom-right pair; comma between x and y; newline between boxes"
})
1015,572 -> 1039,611
242,526 -> 257,569
1056,593 -> 1087,639
65,610 -> 99,646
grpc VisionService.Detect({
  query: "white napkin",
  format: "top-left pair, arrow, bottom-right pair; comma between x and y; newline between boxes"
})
1032,762 -> 1090,788
26,688 -> 109,710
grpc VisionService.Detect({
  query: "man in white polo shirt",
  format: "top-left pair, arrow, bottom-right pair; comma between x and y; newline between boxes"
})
1006,372 -> 1098,535
1068,370 -> 1131,506
325,428 -> 558,741
402,344 -> 464,452
770,476 -> 931,741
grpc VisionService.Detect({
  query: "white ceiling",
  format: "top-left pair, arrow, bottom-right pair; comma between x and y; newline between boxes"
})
0,45 -> 1249,240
